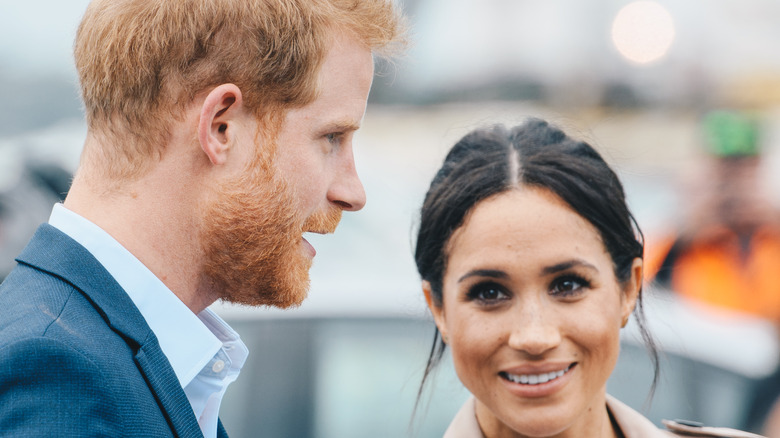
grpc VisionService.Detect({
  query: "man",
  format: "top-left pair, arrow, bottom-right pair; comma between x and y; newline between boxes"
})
646,110 -> 780,321
0,0 -> 404,436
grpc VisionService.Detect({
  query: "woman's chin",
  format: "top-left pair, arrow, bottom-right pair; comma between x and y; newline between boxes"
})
476,397 -> 577,438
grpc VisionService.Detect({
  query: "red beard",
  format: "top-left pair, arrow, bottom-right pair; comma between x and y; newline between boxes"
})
199,145 -> 341,308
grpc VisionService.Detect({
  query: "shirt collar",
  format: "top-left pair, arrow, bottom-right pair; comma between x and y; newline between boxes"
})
48,203 -> 231,387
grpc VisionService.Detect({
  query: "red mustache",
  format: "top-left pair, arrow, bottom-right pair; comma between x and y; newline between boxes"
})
302,207 -> 342,234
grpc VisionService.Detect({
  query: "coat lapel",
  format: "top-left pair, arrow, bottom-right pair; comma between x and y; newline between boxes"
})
17,224 -> 203,437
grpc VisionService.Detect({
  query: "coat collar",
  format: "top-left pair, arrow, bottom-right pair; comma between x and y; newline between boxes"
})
607,395 -> 674,437
17,224 -> 203,438
443,397 -> 481,438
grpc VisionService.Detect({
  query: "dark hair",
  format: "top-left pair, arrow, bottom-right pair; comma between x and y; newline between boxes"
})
413,118 -> 658,404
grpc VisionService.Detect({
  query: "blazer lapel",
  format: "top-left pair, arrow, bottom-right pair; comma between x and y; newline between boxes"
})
17,224 -> 203,437
136,338 -> 203,438
217,419 -> 229,438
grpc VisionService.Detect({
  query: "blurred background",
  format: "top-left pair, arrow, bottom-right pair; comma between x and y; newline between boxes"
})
2,0 -> 780,436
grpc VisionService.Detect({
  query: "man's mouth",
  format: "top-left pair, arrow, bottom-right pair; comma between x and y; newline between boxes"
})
499,363 -> 575,385
301,234 -> 317,257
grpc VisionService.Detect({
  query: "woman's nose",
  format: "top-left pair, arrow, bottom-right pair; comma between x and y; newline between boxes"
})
506,300 -> 562,356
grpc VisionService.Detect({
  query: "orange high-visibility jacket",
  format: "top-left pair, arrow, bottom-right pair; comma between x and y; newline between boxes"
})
645,225 -> 780,321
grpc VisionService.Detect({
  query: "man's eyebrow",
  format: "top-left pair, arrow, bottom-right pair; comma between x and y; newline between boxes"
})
321,119 -> 361,133
541,259 -> 599,275
457,269 -> 508,284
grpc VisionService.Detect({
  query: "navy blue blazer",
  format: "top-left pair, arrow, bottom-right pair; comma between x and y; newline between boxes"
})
0,224 -> 228,437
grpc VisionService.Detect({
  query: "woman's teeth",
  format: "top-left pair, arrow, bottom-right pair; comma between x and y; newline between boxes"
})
502,364 -> 573,385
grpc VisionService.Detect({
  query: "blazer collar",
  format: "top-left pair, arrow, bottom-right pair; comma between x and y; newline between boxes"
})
17,224 -> 203,437
18,224 -> 151,346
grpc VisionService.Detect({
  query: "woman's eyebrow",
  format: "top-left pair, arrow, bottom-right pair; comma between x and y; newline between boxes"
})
457,269 -> 508,283
541,259 -> 599,275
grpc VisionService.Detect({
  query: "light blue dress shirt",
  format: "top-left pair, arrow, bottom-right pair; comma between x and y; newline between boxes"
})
48,203 -> 248,438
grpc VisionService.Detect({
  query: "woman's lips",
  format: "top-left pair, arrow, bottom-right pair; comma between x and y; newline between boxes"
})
499,363 -> 577,398
500,363 -> 575,385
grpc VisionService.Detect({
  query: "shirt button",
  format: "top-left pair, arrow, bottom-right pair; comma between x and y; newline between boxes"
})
212,360 -> 225,373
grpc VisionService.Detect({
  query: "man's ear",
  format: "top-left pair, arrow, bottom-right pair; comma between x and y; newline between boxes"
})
621,258 -> 643,327
423,280 -> 448,341
198,84 -> 244,166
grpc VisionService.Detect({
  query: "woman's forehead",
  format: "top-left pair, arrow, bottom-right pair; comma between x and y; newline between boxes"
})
445,188 -> 608,269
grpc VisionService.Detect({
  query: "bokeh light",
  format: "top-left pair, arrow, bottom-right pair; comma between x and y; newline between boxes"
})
611,1 -> 676,65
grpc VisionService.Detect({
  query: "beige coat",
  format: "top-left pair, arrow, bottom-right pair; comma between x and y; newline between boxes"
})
442,395 -> 763,438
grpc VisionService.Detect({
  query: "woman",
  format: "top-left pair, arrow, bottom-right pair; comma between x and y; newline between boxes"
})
413,119 -> 762,438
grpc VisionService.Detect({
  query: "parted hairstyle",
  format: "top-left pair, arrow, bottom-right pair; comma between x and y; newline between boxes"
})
414,118 -> 658,402
74,0 -> 405,180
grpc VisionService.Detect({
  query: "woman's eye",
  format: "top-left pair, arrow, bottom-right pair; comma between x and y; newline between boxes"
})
550,276 -> 588,297
467,283 -> 508,303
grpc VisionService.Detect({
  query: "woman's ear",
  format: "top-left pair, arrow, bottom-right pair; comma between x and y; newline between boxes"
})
621,258 -> 643,327
198,83 -> 244,166
423,280 -> 448,341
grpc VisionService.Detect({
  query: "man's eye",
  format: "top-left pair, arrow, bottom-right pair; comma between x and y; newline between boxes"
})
325,132 -> 342,144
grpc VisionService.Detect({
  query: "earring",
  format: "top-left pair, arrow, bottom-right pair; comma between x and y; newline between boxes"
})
442,334 -> 449,344
621,316 -> 629,328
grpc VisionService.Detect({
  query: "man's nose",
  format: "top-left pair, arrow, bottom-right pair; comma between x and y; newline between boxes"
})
328,152 -> 366,211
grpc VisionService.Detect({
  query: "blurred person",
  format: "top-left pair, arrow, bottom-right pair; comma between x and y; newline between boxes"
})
413,119 -> 762,437
0,1 -> 404,437
645,110 -> 780,321
646,111 -> 780,436
0,161 -> 71,281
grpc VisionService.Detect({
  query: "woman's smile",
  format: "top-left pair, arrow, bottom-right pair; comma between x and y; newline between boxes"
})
499,363 -> 577,398
500,362 -> 575,385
